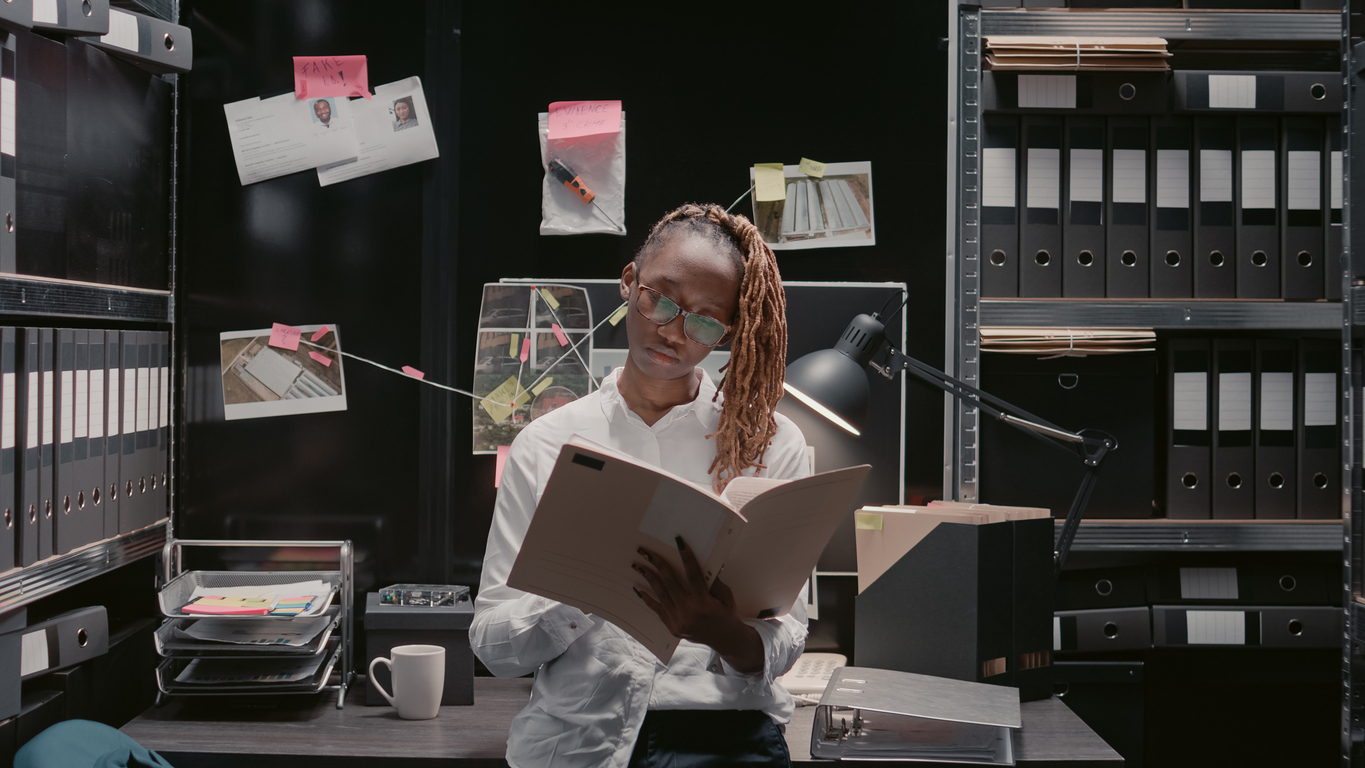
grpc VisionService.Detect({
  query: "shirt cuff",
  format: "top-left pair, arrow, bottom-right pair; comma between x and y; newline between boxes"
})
711,618 -> 783,694
508,595 -> 595,655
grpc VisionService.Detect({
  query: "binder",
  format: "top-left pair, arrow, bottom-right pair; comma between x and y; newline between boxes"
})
30,0 -> 108,36
0,1 -> 32,32
157,330 -> 168,521
1172,71 -> 1342,114
1106,116 -> 1149,297
135,331 -> 151,526
71,330 -> 96,546
77,7 -> 192,74
86,330 -> 106,540
1062,115 -> 1106,298
1056,566 -> 1148,610
982,71 -> 1168,114
1235,117 -> 1279,298
1019,116 -> 1063,297
53,328 -> 74,554
17,606 -> 108,679
1193,117 -> 1237,298
1326,116 -> 1342,301
1298,338 -> 1338,519
1145,563 -> 1337,606
0,329 -> 12,573
1280,117 -> 1324,299
142,331 -> 156,523
1212,338 -> 1254,520
15,328 -> 35,565
0,34 -> 15,274
104,332 -> 120,536
118,331 -> 136,533
1053,607 -> 1152,653
981,114 -> 1019,298
1150,116 -> 1193,298
1253,339 -> 1296,520
1166,338 -> 1211,520
15,28 -> 67,281
1152,605 -> 1338,649
36,328 -> 52,560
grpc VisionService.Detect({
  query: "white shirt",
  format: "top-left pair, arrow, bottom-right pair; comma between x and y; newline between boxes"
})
471,368 -> 811,768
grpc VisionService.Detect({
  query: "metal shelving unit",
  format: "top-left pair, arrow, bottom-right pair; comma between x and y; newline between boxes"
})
0,275 -> 172,323
0,519 -> 169,610
982,299 -> 1344,330
1056,519 -> 1340,552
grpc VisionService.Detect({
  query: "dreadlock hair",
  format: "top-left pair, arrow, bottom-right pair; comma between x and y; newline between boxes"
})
635,203 -> 787,493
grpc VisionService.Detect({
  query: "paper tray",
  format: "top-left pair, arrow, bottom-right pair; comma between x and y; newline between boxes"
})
155,639 -> 342,696
153,613 -> 339,658
157,570 -> 340,620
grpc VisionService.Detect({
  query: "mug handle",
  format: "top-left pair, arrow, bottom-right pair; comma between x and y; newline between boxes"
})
368,656 -> 395,706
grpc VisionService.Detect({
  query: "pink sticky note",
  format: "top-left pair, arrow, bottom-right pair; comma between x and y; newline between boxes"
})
402,366 -> 425,380
551,323 -> 569,347
546,100 -> 622,141
519,338 -> 530,363
293,55 -> 371,99
494,445 -> 510,488
308,350 -> 332,367
311,325 -> 331,342
268,323 -> 301,351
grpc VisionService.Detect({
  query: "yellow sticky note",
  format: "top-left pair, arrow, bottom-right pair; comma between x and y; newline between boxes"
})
539,288 -> 560,310
480,376 -> 529,423
532,376 -> 554,396
799,157 -> 826,178
508,333 -> 519,356
854,512 -> 884,531
608,303 -> 628,326
753,163 -> 786,202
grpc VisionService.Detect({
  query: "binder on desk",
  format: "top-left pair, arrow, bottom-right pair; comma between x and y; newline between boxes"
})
1298,338 -> 1338,520
1212,338 -> 1254,520
1172,71 -> 1341,114
1193,117 -> 1237,298
37,328 -> 52,560
981,114 -> 1019,298
104,332 -> 120,536
1020,116 -> 1063,297
1281,117 -> 1324,300
0,328 -> 13,572
1106,117 -> 1149,297
16,328 -> 36,565
1327,117 -> 1343,301
53,328 -> 74,554
1166,339 -> 1211,520
30,0 -> 108,36
1152,605 -> 1338,649
118,331 -> 136,532
1151,116 -> 1193,298
1235,117 -> 1279,298
78,8 -> 192,74
1063,116 -> 1106,298
1053,607 -> 1152,653
157,330 -> 168,520
1254,339 -> 1296,519
86,330 -> 106,539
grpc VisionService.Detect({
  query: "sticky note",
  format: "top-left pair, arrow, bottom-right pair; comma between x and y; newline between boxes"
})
547,100 -> 622,141
754,163 -> 786,202
509,333 -> 519,356
854,512 -> 884,531
481,376 -> 531,423
311,325 -> 331,342
608,304 -> 629,326
538,287 -> 560,310
402,366 -> 425,380
495,445 -> 510,488
268,324 -> 301,351
519,338 -> 530,363
552,323 -> 569,346
799,158 -> 826,178
532,377 -> 554,396
293,55 -> 371,99
308,351 -> 332,367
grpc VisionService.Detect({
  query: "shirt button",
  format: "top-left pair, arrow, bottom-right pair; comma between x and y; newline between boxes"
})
569,622 -> 577,629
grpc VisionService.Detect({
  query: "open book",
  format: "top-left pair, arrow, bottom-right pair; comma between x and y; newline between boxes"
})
507,436 -> 870,663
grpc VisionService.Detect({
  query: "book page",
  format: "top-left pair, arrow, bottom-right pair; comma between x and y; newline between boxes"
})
720,476 -> 788,511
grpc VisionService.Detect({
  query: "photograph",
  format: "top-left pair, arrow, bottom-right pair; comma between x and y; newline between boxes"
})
392,95 -> 419,131
310,97 -> 334,126
749,161 -> 876,250
220,324 -> 346,420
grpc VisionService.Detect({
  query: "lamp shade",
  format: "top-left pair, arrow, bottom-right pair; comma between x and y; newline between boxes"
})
783,347 -> 870,436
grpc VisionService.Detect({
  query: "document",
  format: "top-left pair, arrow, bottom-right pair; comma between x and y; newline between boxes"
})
181,615 -> 333,647
317,76 -> 440,186
223,92 -> 359,185
507,436 -> 869,662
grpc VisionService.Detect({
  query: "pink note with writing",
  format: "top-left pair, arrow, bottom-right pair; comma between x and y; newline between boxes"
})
293,55 -> 371,99
311,325 -> 331,342
519,338 -> 531,363
308,351 -> 332,367
402,366 -> 425,380
547,100 -> 622,141
495,445 -> 510,488
551,324 -> 569,347
268,324 -> 301,351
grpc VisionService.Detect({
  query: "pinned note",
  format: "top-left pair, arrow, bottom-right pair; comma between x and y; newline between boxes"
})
481,376 -> 533,423
294,55 -> 371,99
311,325 -> 331,342
308,351 -> 332,367
519,338 -> 531,363
532,377 -> 554,396
539,288 -> 561,310
546,100 -> 622,141
754,163 -> 786,202
608,304 -> 629,326
509,333 -> 520,356
551,323 -> 569,346
799,158 -> 826,178
402,366 -> 425,380
268,324 -> 301,351
495,445 -> 510,488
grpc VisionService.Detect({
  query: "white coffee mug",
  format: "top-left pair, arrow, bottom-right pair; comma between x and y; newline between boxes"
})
369,644 -> 445,720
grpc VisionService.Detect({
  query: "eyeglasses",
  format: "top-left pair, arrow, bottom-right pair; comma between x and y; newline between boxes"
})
634,284 -> 730,347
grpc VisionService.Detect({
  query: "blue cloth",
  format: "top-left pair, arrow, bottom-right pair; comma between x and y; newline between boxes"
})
15,719 -> 175,768
627,710 -> 792,768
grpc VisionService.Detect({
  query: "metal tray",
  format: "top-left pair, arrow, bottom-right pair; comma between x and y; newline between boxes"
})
155,639 -> 342,696
154,613 -> 339,658
157,570 -> 339,620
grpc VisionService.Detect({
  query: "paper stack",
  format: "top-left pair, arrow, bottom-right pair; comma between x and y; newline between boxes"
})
980,327 -> 1156,357
984,36 -> 1171,70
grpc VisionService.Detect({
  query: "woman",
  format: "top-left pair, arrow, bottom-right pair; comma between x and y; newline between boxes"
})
471,203 -> 809,767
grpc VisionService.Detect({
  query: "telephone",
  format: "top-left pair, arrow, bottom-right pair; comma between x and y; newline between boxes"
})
775,652 -> 847,696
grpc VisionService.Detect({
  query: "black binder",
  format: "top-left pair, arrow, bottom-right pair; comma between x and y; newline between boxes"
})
0,328 -> 12,572
1235,117 -> 1280,298
1297,338 -> 1338,519
14,29 -> 67,281
982,114 -> 1019,298
104,332 -> 120,536
31,0 -> 109,36
1150,116 -> 1193,298
1011,516 -> 1054,702
1106,117 -> 1149,297
157,330 -> 168,520
16,328 -> 36,565
36,328 -> 52,559
0,35 -> 15,274
1326,116 -> 1342,301
1053,607 -> 1151,653
118,331 -> 137,532
1019,116 -> 1063,297
1212,338 -> 1254,520
1193,117 -> 1237,298
1152,605 -> 1338,649
1172,71 -> 1341,114
1056,566 -> 1147,611
1146,563 -> 1337,606
983,71 -> 1168,114
141,331 -> 156,523
1062,116 -> 1106,298
87,330 -> 106,539
1280,117 -> 1324,300
52,328 -> 74,554
1254,339 -> 1296,520
1166,338 -> 1211,520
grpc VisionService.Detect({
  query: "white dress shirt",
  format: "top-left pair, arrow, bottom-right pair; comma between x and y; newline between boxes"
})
471,367 -> 811,768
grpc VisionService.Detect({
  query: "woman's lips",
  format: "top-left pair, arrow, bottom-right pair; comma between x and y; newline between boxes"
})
646,345 -> 678,365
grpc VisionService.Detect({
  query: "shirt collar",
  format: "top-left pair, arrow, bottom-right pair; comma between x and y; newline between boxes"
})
599,367 -> 722,431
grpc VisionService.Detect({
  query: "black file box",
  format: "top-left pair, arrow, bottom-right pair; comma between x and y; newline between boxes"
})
364,592 -> 474,706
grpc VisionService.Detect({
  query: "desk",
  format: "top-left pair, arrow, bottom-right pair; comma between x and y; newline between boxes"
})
122,678 -> 1121,767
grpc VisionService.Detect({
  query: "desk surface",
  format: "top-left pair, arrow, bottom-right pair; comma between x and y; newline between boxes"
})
123,678 -> 1121,768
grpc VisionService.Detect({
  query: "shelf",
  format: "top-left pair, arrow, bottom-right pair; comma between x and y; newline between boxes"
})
0,519 -> 169,611
980,299 -> 1343,330
113,0 -> 179,24
981,9 -> 1339,42
1056,519 -> 1341,552
0,275 -> 172,323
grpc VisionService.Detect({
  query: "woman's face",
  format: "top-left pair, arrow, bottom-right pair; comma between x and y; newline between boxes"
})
395,101 -> 411,121
619,234 -> 740,382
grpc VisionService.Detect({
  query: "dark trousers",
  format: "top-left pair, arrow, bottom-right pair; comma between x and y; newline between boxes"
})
627,709 -> 792,768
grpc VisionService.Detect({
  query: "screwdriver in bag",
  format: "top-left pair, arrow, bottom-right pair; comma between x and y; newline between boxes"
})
548,157 -> 622,231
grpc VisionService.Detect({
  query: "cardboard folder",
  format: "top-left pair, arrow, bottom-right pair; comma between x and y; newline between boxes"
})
982,114 -> 1020,298
1062,115 -> 1106,298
